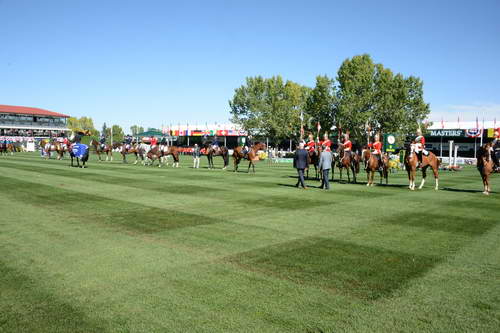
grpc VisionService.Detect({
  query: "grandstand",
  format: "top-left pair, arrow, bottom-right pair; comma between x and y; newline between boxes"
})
0,104 -> 70,138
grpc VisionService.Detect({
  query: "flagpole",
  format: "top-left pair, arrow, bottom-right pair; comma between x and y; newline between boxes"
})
480,118 -> 484,147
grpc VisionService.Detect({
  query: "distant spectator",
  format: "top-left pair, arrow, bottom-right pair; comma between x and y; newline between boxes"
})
193,144 -> 200,168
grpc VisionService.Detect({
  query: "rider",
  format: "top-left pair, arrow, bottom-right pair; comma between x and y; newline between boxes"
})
243,134 -> 253,157
368,134 -> 383,171
212,135 -> 220,152
150,136 -> 158,149
414,128 -> 428,168
320,132 -> 331,150
341,133 -> 352,161
124,134 -> 133,150
99,132 -> 106,150
305,133 -> 316,153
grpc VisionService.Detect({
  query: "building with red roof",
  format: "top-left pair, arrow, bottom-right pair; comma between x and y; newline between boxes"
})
0,104 -> 70,138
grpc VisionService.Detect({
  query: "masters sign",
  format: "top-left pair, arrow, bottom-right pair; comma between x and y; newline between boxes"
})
429,129 -> 465,137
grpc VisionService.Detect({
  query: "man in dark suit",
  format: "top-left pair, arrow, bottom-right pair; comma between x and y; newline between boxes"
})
293,142 -> 309,189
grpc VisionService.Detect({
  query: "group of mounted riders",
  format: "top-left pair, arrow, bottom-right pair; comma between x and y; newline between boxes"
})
0,137 -> 20,155
37,130 -> 91,167
22,123 -> 500,193
298,127 -> 499,193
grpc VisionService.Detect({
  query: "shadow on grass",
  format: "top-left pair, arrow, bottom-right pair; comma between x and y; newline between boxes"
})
441,187 -> 496,194
227,237 -> 440,301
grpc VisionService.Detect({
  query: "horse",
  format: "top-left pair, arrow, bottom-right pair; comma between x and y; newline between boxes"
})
233,142 -> 266,173
0,142 -> 6,155
362,148 -> 389,186
90,139 -> 119,161
404,143 -> 440,191
477,143 -> 495,195
205,143 -> 229,170
118,142 -> 142,164
306,148 -> 320,179
40,139 -> 66,160
69,130 -> 91,168
334,144 -> 360,183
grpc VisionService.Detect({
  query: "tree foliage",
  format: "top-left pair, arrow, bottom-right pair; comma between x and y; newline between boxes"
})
105,125 -> 124,143
67,116 -> 99,136
229,54 -> 430,146
130,125 -> 144,135
336,54 -> 430,143
229,75 -> 310,143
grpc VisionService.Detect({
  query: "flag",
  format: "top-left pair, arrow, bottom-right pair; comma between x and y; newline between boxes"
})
299,110 -> 303,122
441,117 -> 444,129
317,122 -> 321,131
457,116 -> 460,129
476,116 -> 479,129
494,118 -> 497,128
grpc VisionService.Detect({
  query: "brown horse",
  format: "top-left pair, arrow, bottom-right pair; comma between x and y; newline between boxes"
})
335,144 -> 360,183
90,139 -> 120,161
477,143 -> 495,195
40,139 -> 66,160
306,148 -> 320,179
205,144 -> 229,170
146,145 -> 180,167
233,142 -> 266,173
404,143 -> 440,190
362,148 -> 389,186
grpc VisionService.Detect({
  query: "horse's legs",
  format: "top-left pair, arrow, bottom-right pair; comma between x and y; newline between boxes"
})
418,167 -> 428,190
432,164 -> 439,190
247,161 -> 252,173
351,165 -> 356,183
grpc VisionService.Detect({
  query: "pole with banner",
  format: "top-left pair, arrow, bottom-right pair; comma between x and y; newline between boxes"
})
299,109 -> 304,140
440,117 -> 444,158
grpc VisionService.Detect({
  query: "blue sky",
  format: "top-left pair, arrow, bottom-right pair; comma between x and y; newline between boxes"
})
1,0 -> 499,132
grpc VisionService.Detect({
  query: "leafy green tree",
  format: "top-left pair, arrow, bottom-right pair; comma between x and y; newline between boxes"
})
67,116 -> 98,136
336,54 -> 430,143
229,75 -> 310,143
304,75 -> 336,137
105,125 -> 124,143
130,125 -> 144,136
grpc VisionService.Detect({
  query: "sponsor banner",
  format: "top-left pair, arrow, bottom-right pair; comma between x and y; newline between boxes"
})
1,136 -> 35,142
465,128 -> 482,138
428,129 -> 465,137
383,134 -> 396,153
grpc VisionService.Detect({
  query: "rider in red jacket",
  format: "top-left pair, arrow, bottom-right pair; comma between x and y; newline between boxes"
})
305,133 -> 316,152
368,134 -> 383,170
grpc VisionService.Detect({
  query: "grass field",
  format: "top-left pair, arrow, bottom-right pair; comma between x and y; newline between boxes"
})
0,152 -> 499,332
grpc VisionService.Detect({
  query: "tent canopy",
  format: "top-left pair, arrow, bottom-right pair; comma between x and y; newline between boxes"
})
136,131 -> 163,137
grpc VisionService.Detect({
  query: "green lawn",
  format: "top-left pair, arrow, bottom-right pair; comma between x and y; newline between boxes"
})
0,152 -> 499,332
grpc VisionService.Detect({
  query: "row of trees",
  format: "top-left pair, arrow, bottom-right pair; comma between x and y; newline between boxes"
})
229,54 -> 430,144
66,117 -> 147,143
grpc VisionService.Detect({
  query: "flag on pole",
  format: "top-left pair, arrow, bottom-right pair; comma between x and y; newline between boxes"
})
476,116 -> 479,129
457,116 -> 460,129
299,110 -> 303,122
317,122 -> 321,131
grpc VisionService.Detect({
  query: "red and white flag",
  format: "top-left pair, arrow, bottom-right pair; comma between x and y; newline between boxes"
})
476,116 -> 479,129
317,121 -> 321,131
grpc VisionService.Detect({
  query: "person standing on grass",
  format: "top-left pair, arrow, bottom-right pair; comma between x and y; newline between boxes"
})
319,146 -> 333,190
193,143 -> 201,168
293,142 -> 309,189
